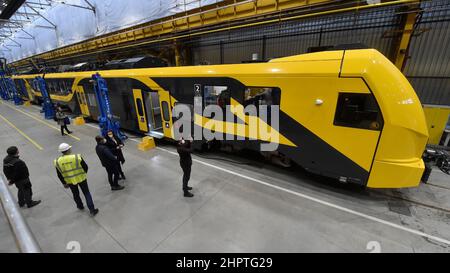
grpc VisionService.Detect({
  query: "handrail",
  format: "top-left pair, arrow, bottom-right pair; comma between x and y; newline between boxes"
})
0,175 -> 41,253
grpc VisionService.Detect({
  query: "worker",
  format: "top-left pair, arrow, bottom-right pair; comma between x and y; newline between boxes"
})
55,106 -> 72,136
54,143 -> 98,216
3,146 -> 41,208
95,136 -> 125,191
177,138 -> 194,198
105,130 -> 126,180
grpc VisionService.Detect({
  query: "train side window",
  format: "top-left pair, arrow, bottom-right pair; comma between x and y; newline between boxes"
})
61,81 -> 67,94
244,87 -> 280,107
136,98 -> 144,116
204,85 -> 230,108
162,101 -> 170,121
334,93 -> 382,131
59,81 -> 64,94
47,81 -> 55,94
87,93 -> 97,107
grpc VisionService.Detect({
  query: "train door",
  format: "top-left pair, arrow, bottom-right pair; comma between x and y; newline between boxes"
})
157,89 -> 173,139
132,88 -> 149,132
76,85 -> 90,116
143,90 -> 164,138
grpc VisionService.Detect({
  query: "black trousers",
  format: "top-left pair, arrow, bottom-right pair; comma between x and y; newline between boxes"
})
117,161 -> 125,178
105,166 -> 120,187
60,124 -> 70,135
68,180 -> 95,212
181,164 -> 191,192
15,179 -> 33,206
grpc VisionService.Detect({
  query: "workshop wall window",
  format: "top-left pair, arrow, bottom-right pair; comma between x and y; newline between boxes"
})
334,93 -> 383,131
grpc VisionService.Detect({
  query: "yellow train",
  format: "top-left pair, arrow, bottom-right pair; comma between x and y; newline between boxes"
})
11,49 -> 429,188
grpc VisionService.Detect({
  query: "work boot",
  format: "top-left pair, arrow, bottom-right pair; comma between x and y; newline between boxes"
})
183,191 -> 194,198
90,209 -> 99,216
27,200 -> 41,208
77,206 -> 85,210
111,185 -> 125,191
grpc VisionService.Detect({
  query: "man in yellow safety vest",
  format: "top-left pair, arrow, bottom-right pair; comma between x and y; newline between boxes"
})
54,143 -> 99,216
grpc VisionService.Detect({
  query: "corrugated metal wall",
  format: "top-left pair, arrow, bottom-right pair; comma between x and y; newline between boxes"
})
404,0 -> 450,106
191,6 -> 401,62
189,1 -> 450,106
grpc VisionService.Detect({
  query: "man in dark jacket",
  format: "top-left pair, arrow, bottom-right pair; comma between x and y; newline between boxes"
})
177,138 -> 194,197
95,136 -> 124,191
105,130 -> 126,180
3,146 -> 41,208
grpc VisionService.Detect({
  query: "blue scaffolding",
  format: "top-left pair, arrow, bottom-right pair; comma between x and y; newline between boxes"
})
0,73 -> 23,105
91,73 -> 127,140
34,76 -> 55,120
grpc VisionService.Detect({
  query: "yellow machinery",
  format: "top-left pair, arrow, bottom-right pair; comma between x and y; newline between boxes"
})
138,136 -> 156,151
423,105 -> 450,145
73,116 -> 86,126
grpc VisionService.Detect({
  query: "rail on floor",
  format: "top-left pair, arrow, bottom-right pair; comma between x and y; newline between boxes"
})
0,175 -> 41,253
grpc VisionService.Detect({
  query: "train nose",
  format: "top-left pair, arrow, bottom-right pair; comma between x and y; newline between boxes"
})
340,49 -> 429,188
367,124 -> 428,188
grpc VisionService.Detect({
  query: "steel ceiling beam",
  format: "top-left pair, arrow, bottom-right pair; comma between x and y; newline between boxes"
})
26,1 -> 51,7
24,3 -> 56,28
15,11 -> 40,16
47,0 -> 94,12
6,36 -> 20,46
20,28 -> 33,38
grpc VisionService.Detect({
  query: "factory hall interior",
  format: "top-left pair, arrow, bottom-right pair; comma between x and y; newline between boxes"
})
1,0 -> 450,255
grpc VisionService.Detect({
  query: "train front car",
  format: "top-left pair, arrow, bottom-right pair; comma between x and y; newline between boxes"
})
341,49 -> 429,188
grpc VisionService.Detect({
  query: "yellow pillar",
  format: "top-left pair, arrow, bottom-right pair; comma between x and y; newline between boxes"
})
423,105 -> 450,145
174,40 -> 182,67
394,7 -> 419,71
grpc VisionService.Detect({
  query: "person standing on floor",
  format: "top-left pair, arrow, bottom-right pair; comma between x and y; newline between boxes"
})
177,138 -> 194,198
56,106 -> 72,136
105,130 -> 126,180
54,143 -> 98,216
3,146 -> 41,208
95,136 -> 125,191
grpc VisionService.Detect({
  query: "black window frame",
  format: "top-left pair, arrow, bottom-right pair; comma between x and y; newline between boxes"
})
136,98 -> 144,116
162,101 -> 170,121
333,92 -> 383,131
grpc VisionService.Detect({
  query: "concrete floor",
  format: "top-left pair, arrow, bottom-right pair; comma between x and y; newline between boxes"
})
1,100 -> 450,253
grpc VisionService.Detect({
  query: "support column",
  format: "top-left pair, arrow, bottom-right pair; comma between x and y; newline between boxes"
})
394,5 -> 420,71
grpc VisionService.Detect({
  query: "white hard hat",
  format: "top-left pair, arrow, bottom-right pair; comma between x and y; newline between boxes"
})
58,143 -> 72,153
